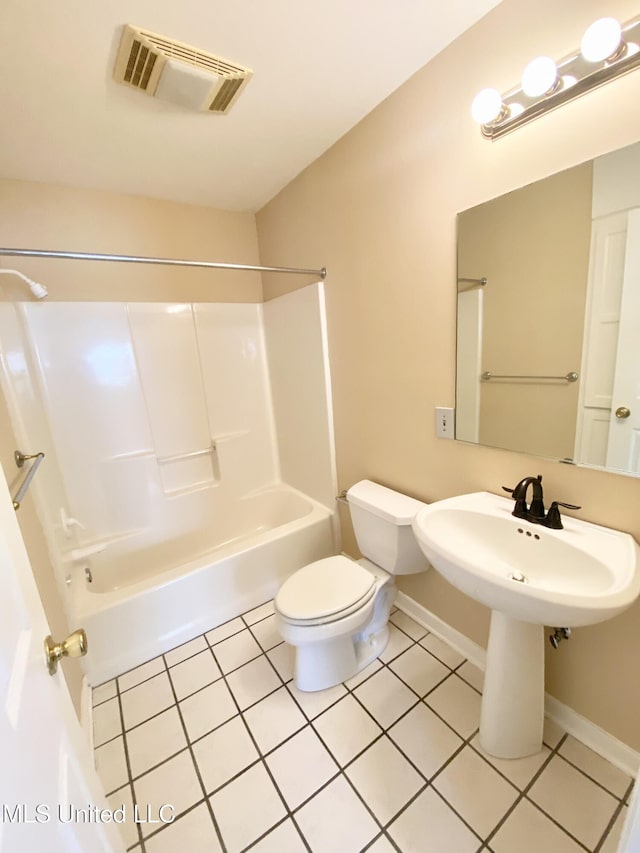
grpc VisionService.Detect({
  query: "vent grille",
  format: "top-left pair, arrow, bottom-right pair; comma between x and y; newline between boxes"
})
114,25 -> 253,113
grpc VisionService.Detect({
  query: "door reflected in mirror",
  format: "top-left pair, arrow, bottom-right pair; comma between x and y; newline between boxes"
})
456,140 -> 640,477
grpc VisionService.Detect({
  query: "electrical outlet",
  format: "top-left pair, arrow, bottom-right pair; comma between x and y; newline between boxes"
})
435,406 -> 454,439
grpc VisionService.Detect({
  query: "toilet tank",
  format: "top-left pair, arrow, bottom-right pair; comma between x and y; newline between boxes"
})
346,480 -> 429,575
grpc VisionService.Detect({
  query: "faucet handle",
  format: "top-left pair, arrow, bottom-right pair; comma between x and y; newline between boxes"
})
545,500 -> 582,530
501,486 -> 515,494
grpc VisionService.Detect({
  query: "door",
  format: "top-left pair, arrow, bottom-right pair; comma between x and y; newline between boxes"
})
0,466 -> 121,852
606,209 -> 640,473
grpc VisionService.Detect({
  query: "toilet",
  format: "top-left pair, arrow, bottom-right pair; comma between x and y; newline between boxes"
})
274,480 -> 429,692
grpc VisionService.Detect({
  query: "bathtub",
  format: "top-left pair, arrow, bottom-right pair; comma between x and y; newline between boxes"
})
71,485 -> 336,684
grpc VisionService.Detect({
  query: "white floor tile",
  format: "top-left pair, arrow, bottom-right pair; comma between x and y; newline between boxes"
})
353,667 -> 418,728
249,819 -> 307,852
388,644 -> 450,697
366,835 -> 397,852
164,636 -> 207,668
470,735 -> 551,790
267,642 -> 295,683
559,736 -> 632,798
209,762 -> 286,852
180,679 -> 238,743
388,702 -> 464,779
343,658 -> 382,689
266,726 -> 339,810
295,776 -> 379,853
243,686 -> 307,754
346,736 -> 425,824
419,634 -> 465,669
205,617 -> 245,647
213,630 -> 264,674
456,660 -> 485,693
126,707 -> 187,778
490,798 -> 584,853
425,674 -> 481,738
133,751 -> 203,836
169,650 -> 221,700
118,657 -> 166,693
542,716 -> 566,749
378,624 -> 414,663
600,806 -> 628,853
250,614 -> 282,651
388,787 -> 480,852
528,754 -> 619,849
144,803 -> 222,853
193,715 -> 259,793
107,784 -> 139,849
120,672 -> 175,730
433,746 -> 519,838
95,735 -> 128,795
226,656 -> 281,710
93,697 -> 122,747
286,681 -> 347,720
389,610 -> 428,640
313,695 -> 382,766
92,680 -> 117,706
243,600 -> 275,625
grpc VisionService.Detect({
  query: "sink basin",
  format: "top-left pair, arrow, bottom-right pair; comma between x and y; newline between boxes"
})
412,491 -> 640,627
412,491 -> 640,759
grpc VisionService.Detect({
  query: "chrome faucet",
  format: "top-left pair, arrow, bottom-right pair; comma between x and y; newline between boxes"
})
502,475 -> 581,528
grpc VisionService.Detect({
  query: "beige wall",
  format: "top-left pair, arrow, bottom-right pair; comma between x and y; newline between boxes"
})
458,162 -> 592,458
0,180 -> 262,302
256,0 -> 640,750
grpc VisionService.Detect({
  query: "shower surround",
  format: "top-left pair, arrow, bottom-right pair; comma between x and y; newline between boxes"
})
0,283 -> 337,682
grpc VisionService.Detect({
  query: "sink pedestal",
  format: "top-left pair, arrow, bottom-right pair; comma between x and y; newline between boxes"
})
479,611 -> 545,759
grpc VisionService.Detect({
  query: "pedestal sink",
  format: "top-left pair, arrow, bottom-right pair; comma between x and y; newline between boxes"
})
412,491 -> 640,759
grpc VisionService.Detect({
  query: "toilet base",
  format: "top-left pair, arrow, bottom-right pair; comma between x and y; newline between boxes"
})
293,623 -> 390,692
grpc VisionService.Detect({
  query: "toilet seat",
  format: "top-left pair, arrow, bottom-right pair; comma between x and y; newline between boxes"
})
276,555 -> 377,626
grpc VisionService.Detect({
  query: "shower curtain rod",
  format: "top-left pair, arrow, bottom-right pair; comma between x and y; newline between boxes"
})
0,247 -> 327,279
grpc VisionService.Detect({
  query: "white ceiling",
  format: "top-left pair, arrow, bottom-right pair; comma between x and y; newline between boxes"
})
0,1 -> 502,213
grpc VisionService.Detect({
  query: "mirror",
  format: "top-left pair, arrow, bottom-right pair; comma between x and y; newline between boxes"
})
456,140 -> 640,477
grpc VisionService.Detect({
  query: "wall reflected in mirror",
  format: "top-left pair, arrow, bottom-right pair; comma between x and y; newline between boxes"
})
456,140 -> 640,477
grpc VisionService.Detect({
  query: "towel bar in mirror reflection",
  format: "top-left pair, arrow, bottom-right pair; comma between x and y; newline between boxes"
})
456,139 -> 640,477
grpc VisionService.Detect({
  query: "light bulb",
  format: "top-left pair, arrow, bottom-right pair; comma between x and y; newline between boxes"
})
521,56 -> 558,97
581,17 -> 622,62
471,88 -> 503,124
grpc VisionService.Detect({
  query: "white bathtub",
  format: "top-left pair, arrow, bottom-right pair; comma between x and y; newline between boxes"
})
72,486 -> 336,684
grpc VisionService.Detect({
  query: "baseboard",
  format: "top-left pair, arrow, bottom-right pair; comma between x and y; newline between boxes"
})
80,676 -> 94,752
395,592 -> 640,777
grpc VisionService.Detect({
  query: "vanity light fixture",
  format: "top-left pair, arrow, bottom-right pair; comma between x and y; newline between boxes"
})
472,14 -> 640,139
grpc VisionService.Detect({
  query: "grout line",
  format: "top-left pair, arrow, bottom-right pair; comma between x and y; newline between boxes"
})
205,631 -> 313,852
160,651 -> 227,851
554,750 -> 632,802
93,604 -> 629,853
114,677 -> 145,851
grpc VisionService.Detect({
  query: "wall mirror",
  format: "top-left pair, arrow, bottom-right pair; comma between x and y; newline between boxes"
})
456,140 -> 640,477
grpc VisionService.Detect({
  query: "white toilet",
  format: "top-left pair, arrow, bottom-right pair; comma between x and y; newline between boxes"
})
274,480 -> 429,691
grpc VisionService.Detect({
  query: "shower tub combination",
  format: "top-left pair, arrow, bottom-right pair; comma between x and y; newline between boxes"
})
74,485 -> 334,684
0,284 -> 337,685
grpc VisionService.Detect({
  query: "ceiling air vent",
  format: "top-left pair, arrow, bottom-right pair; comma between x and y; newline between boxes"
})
113,24 -> 253,113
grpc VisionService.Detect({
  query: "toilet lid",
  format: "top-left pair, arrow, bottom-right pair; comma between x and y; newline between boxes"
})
276,555 -> 376,622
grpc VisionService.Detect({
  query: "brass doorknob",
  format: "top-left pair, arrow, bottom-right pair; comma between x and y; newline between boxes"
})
615,406 -> 631,419
45,629 -> 88,676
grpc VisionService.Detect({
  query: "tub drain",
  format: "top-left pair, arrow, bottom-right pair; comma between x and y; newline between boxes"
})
509,571 -> 528,583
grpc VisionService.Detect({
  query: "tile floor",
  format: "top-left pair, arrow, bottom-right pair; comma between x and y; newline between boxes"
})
92,603 -> 633,853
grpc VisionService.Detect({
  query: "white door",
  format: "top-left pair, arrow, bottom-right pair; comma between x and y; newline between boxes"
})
606,209 -> 640,473
456,286 -> 483,443
0,466 -> 122,852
